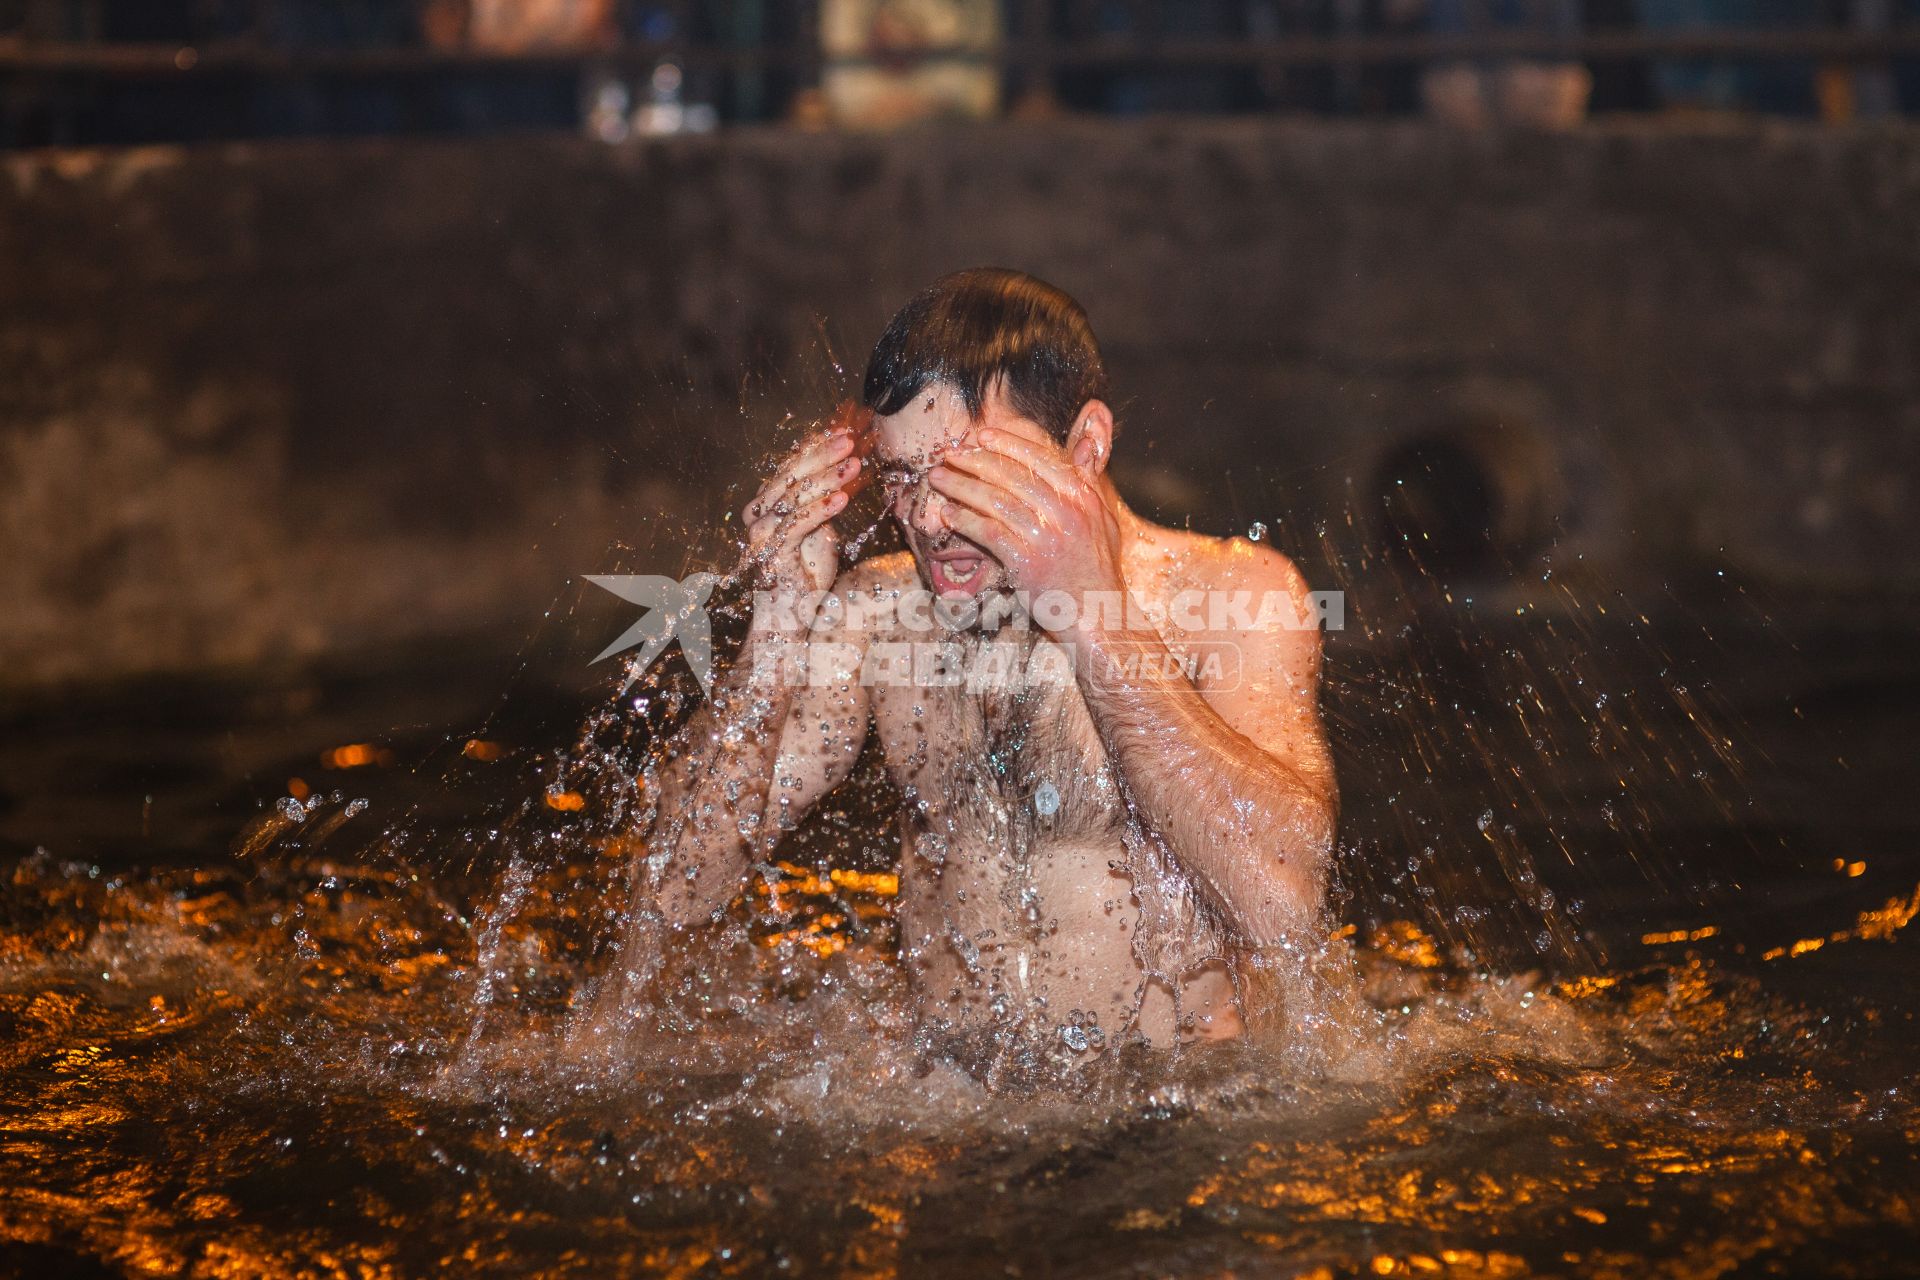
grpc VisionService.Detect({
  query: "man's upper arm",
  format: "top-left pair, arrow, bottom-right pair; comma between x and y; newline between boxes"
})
763,577 -> 873,839
1193,544 -> 1335,809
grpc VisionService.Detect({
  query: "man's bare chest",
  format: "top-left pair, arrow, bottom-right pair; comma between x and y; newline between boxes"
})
867,647 -> 1128,855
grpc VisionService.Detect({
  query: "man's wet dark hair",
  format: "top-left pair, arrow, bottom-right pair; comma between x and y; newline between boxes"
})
862,268 -> 1107,444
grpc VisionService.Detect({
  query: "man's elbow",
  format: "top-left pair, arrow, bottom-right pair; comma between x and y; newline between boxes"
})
1232,800 -> 1333,947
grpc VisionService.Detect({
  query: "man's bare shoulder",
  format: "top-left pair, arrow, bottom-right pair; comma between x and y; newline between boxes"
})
1128,520 -> 1312,604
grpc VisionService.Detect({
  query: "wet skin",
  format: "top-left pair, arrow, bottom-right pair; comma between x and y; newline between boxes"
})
653,383 -> 1337,1053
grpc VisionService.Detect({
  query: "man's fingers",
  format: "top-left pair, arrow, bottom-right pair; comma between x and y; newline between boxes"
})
934,446 -> 1047,503
928,464 -> 1036,530
973,429 -> 1080,496
749,487 -> 846,556
769,431 -> 854,495
793,426 -> 859,475
744,436 -> 858,521
939,503 -> 1017,563
737,407 -> 870,590
788,456 -> 861,510
791,488 -> 847,538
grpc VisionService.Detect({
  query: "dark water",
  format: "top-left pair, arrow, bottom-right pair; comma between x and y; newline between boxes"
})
2,592 -> 1917,1278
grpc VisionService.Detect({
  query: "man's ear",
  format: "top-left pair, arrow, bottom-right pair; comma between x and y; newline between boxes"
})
1065,400 -> 1115,477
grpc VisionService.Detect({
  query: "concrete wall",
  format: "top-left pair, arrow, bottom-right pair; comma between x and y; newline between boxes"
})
4,121 -> 1917,689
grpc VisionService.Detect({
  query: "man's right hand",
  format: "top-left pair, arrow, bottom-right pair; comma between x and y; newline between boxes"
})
742,401 -> 871,598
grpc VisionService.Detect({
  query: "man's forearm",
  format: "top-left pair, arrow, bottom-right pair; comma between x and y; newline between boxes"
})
643,623 -> 805,924
1070,625 -> 1334,945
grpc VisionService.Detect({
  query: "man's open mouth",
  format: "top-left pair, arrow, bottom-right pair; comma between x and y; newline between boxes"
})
927,548 -> 991,597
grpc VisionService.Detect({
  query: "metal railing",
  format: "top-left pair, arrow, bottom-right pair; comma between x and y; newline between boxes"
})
4,1 -> 1917,147
7,28 -> 1920,71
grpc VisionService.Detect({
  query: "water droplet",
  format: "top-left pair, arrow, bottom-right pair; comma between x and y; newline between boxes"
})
1246,522 -> 1267,542
1033,781 -> 1061,817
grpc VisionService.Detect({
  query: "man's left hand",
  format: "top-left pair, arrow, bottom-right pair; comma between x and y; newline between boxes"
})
927,428 -> 1126,614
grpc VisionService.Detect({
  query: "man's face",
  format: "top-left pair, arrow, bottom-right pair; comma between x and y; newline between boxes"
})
871,382 -> 1062,602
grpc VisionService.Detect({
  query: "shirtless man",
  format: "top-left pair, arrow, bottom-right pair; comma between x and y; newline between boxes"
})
642,269 -> 1335,1070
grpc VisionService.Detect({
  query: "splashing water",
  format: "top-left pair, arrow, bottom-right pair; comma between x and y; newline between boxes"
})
1,388 -> 1916,1276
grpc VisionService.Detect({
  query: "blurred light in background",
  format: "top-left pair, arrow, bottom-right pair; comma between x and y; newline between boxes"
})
4,0 -> 1920,148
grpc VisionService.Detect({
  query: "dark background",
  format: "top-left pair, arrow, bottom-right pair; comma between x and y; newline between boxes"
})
4,120 -> 1916,691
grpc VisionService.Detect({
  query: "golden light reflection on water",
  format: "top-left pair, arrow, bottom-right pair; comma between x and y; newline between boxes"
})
322,743 -> 396,770
1639,926 -> 1718,946
1,841 -> 1915,1277
1760,881 -> 1920,961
